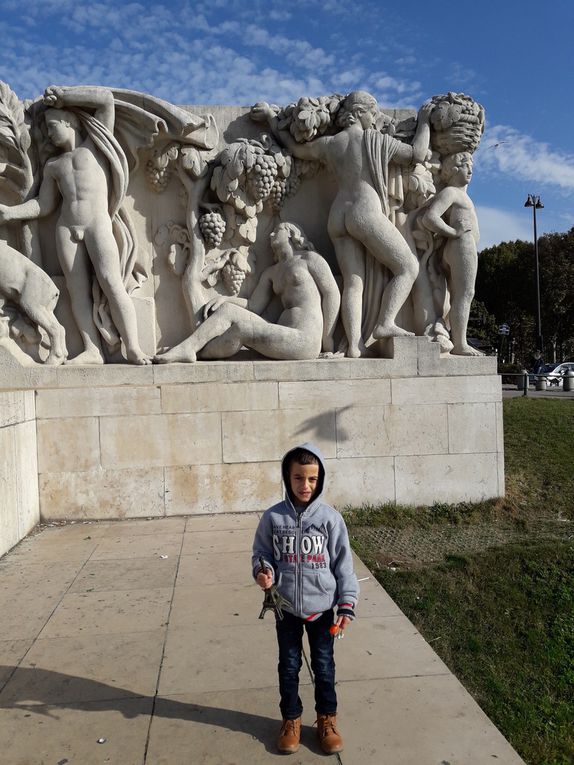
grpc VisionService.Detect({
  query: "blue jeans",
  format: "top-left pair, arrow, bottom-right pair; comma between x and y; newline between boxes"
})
275,609 -> 337,720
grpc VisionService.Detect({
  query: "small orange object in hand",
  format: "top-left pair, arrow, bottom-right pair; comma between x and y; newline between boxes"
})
329,623 -> 344,639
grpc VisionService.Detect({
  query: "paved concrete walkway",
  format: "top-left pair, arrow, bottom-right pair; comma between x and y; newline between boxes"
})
0,514 -> 525,764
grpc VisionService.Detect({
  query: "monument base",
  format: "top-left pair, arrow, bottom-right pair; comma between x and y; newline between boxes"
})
0,337 -> 504,556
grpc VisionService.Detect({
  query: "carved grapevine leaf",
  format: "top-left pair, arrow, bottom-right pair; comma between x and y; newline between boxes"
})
0,82 -> 30,160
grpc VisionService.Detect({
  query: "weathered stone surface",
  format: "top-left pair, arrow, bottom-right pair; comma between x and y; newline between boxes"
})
0,420 -> 39,558
278,378 -> 391,409
36,386 -> 162,419
99,412 -> 221,469
37,417 -> 100,473
395,452 -> 499,504
447,402 -> 498,454
326,456 -> 396,507
39,467 -> 165,520
161,381 -> 278,414
0,391 -> 35,427
222,408 -> 337,463
391,374 -> 500,405
336,404 -> 449,458
165,462 -> 280,515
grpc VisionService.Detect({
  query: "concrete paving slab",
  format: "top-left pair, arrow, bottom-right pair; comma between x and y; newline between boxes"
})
147,686 -> 328,765
353,576 -> 402,617
69,556 -> 178,593
5,539 -> 99,564
334,614 -> 450,682
0,593 -> 64,641
0,640 -> 33,685
90,532 -> 183,560
169,582 -> 256,629
0,630 -> 165,704
0,697 -> 152,765
159,622 -> 306,696
38,588 -> 172,639
185,512 -> 261,532
0,559 -> 82,595
175,550 -> 253,587
180,527 -> 255,555
102,516 -> 187,536
0,515 -> 525,764
336,674 -> 525,764
30,521 -> 111,540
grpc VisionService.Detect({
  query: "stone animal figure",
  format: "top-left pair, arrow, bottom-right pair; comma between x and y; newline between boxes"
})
0,240 -> 67,364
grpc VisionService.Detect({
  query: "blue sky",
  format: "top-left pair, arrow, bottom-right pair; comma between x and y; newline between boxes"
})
1,0 -> 573,249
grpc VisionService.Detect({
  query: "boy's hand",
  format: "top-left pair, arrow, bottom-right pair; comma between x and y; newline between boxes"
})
256,569 -> 273,590
335,615 -> 351,632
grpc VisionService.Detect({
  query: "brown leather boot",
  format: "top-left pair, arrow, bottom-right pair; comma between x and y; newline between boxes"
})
277,717 -> 301,753
316,713 -> 344,754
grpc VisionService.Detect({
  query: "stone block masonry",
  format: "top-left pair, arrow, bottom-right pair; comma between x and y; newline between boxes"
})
0,337 -> 504,552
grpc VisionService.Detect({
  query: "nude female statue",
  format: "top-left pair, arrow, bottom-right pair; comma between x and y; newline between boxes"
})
154,222 -> 341,363
252,92 -> 432,356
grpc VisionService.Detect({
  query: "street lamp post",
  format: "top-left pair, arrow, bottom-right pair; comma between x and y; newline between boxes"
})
524,194 -> 544,354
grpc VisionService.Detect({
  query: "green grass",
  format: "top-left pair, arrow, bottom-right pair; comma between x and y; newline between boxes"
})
345,398 -> 574,765
503,398 -> 574,521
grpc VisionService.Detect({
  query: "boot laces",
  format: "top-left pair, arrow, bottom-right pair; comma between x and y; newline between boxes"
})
318,715 -> 338,737
283,719 -> 297,734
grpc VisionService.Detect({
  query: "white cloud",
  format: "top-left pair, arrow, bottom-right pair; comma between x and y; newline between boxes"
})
476,206 -> 532,249
477,126 -> 574,192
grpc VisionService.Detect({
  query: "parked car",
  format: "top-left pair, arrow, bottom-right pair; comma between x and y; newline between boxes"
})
529,363 -> 558,385
546,362 -> 574,386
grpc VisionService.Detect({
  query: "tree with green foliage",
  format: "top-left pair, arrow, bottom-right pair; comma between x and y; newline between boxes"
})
475,228 -> 574,365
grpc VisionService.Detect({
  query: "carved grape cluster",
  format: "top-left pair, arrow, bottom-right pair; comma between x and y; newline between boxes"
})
221,248 -> 251,295
199,211 -> 226,249
269,178 -> 288,212
145,144 -> 179,193
429,93 -> 485,155
281,95 -> 343,142
145,159 -> 172,192
245,152 -> 278,202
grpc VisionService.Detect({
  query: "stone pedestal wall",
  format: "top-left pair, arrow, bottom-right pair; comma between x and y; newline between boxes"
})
0,390 -> 40,557
0,338 -> 504,536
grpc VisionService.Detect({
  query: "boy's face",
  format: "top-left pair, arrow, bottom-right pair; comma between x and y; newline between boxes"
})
289,462 -> 319,506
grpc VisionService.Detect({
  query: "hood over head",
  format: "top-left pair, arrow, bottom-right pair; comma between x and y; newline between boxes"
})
281,442 -> 326,510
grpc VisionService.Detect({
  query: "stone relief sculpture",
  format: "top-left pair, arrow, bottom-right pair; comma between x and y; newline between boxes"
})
0,239 -> 66,364
408,94 -> 485,353
0,86 -> 152,364
251,93 -> 433,357
0,82 -> 218,364
0,79 -> 485,366
155,221 -> 340,362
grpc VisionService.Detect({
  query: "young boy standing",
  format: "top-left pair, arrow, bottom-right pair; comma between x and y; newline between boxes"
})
252,442 -> 359,754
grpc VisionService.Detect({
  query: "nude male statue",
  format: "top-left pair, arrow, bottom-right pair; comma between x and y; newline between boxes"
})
0,86 -> 150,364
253,93 -> 432,357
421,152 -> 481,356
155,222 -> 340,363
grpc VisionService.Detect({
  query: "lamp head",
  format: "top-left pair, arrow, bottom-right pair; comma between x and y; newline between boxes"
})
524,194 -> 544,209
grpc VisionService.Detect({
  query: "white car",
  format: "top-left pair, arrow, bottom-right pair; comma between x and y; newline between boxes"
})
545,362 -> 574,386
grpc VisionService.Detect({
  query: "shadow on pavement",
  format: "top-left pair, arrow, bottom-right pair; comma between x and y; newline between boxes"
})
0,665 -> 308,755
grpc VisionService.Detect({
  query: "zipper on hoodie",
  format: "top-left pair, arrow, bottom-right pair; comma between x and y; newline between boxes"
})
295,508 -> 303,615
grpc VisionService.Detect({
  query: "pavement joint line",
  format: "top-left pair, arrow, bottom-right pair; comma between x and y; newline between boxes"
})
142,525 -> 185,765
0,540 -> 103,686
335,671 -> 452,684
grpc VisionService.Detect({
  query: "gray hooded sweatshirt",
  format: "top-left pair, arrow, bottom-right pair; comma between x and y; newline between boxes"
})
252,442 -> 359,621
